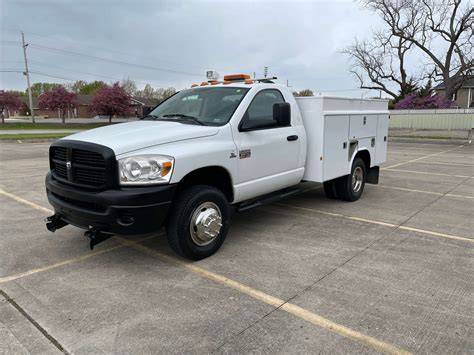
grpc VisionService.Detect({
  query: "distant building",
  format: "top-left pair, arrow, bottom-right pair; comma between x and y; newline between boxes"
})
20,95 -> 159,119
433,77 -> 474,108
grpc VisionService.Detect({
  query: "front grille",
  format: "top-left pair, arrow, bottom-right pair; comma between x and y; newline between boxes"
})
50,143 -> 115,189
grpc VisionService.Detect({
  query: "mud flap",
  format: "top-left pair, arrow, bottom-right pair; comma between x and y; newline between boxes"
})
366,166 -> 380,184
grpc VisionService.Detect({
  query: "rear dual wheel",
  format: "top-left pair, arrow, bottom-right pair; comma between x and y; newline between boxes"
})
323,157 -> 366,202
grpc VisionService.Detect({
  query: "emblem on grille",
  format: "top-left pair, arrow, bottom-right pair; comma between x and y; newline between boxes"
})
66,161 -> 72,170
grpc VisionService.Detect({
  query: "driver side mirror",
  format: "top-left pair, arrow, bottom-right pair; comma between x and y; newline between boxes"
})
273,102 -> 291,127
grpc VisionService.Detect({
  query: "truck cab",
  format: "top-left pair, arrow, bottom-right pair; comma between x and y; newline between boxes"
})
45,74 -> 389,260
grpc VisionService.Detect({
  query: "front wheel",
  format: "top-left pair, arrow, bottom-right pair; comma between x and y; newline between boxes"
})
167,185 -> 230,260
336,157 -> 366,202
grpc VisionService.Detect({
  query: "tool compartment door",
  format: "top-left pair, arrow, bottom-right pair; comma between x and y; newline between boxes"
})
349,114 -> 378,139
323,115 -> 350,181
375,114 -> 389,165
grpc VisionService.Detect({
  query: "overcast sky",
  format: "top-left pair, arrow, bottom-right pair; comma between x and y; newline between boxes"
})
1,0 -> 384,97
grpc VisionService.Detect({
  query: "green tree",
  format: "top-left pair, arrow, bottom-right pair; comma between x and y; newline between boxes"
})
29,82 -> 61,97
67,80 -> 87,93
418,80 -> 433,98
79,81 -> 106,95
135,83 -> 155,99
293,89 -> 314,97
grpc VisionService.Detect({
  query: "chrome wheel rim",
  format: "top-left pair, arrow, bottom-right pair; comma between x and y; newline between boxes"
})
352,166 -> 364,193
189,202 -> 223,246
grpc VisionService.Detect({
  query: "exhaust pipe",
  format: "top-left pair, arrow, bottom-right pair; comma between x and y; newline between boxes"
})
45,215 -> 68,232
85,228 -> 114,250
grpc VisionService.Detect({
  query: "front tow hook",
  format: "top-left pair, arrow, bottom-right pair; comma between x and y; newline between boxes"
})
85,228 -> 114,250
45,215 -> 68,232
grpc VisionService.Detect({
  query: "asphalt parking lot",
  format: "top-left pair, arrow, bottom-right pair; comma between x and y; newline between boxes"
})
1,140 -> 473,354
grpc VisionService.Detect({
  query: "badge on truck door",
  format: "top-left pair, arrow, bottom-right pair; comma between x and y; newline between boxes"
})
239,149 -> 251,159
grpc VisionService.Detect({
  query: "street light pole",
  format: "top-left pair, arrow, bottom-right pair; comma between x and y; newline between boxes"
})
22,31 -> 35,123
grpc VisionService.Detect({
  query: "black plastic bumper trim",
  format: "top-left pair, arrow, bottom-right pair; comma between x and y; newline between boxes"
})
46,172 -> 177,235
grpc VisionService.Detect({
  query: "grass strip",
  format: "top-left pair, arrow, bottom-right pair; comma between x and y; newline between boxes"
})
0,122 -> 112,130
0,133 -> 70,140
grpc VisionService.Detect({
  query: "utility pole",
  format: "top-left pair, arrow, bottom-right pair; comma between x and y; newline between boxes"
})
22,32 -> 35,123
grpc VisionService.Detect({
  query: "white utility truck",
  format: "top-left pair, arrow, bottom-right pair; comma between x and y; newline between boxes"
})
45,74 -> 389,259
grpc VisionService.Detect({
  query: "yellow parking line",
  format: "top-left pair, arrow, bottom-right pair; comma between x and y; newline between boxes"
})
0,235 -> 158,284
276,203 -> 474,244
446,193 -> 474,199
388,151 -> 474,159
375,185 -> 474,199
416,161 -> 474,167
0,189 -> 53,214
383,145 -> 465,170
376,185 -> 443,196
0,188 -> 160,283
118,238 -> 410,355
0,245 -> 123,284
0,189 -> 458,353
383,168 -> 472,179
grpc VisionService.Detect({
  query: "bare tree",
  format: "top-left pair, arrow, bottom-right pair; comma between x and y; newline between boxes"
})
120,77 -> 137,96
343,33 -> 418,99
365,0 -> 473,99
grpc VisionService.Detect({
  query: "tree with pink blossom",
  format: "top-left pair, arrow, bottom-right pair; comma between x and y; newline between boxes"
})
38,86 -> 77,124
0,91 -> 23,124
394,93 -> 454,109
90,83 -> 131,123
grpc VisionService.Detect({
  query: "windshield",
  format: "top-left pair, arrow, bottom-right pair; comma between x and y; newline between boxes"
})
146,87 -> 249,126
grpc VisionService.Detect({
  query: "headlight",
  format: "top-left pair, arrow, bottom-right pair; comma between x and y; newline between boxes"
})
118,155 -> 174,185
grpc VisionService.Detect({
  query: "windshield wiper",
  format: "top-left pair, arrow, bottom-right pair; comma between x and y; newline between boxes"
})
161,114 -> 205,125
142,114 -> 160,120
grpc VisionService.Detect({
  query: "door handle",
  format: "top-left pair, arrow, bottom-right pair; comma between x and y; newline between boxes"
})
287,135 -> 298,141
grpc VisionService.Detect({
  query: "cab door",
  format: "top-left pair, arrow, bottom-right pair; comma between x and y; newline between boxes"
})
231,89 -> 302,202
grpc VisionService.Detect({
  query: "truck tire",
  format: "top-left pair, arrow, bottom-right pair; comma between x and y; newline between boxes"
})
323,179 -> 339,199
167,185 -> 230,260
336,157 -> 366,202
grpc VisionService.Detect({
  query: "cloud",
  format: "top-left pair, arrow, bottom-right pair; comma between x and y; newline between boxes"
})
1,0 -> 381,96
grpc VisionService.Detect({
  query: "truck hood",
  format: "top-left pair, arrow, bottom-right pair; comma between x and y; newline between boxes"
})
63,120 -> 220,155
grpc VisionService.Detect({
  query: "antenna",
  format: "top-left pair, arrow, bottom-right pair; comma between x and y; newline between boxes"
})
264,66 -> 268,78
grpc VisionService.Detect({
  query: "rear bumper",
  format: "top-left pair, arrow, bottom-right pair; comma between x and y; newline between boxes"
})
45,172 -> 177,234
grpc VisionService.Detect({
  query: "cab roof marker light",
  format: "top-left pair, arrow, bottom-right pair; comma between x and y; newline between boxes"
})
244,80 -> 254,84
223,81 -> 232,85
200,82 -> 209,86
210,81 -> 219,85
223,74 -> 251,81
191,84 -> 199,88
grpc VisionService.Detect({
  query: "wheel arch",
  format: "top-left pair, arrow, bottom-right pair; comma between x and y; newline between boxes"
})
352,149 -> 371,170
176,166 -> 234,202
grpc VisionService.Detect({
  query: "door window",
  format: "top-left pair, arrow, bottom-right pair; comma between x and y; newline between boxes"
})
244,89 -> 286,126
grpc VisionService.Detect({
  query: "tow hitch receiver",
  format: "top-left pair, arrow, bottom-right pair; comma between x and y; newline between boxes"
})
85,228 -> 114,250
45,215 -> 68,232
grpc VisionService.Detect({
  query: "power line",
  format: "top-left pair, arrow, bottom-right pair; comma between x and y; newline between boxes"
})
29,43 -> 203,77
0,69 -> 24,72
3,29 -> 211,72
0,60 -> 176,87
27,31 -> 212,72
29,71 -> 80,82
0,41 -> 22,45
